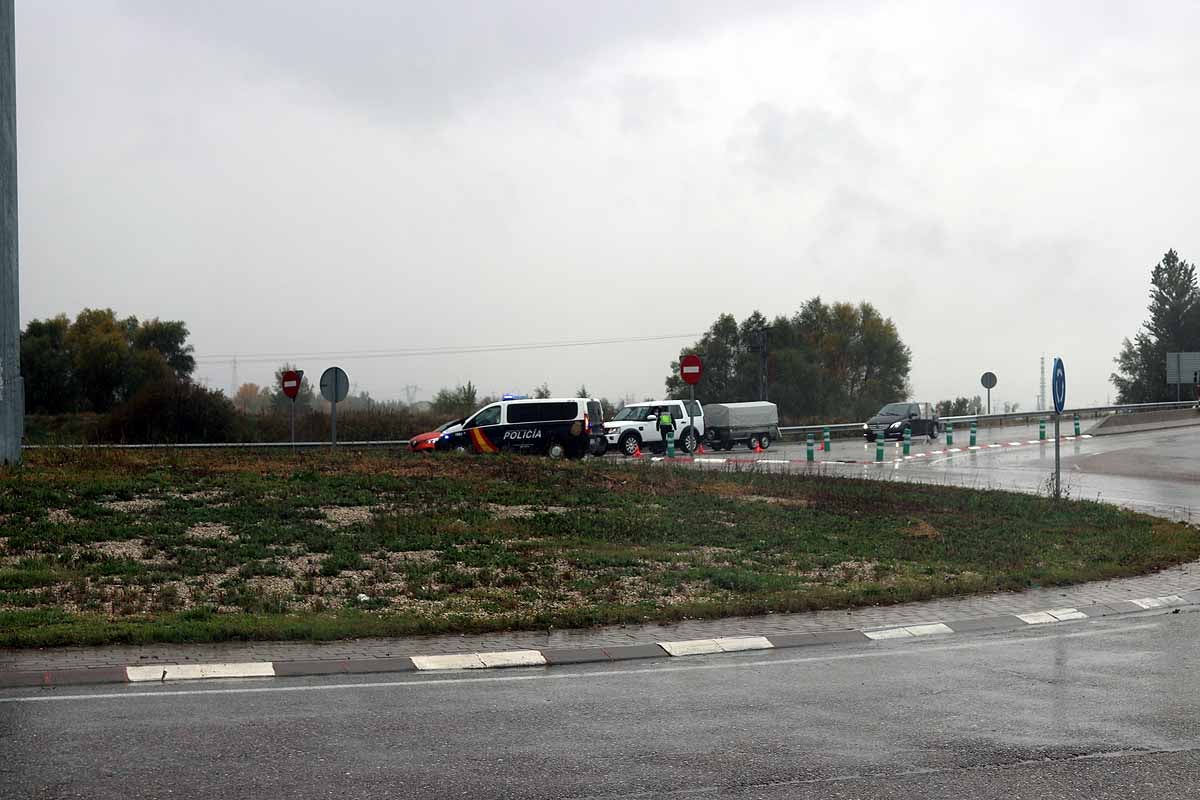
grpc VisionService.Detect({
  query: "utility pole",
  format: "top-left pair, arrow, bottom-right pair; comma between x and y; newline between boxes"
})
0,0 -> 21,465
402,384 -> 420,405
230,356 -> 238,399
748,325 -> 770,401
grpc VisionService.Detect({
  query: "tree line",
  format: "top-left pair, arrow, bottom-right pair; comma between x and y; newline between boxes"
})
665,299 -> 912,423
1111,249 -> 1200,403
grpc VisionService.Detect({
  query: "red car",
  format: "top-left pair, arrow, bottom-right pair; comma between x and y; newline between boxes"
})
409,418 -> 464,453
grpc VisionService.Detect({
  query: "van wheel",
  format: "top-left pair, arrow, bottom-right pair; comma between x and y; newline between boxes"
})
618,431 -> 641,457
759,433 -> 771,450
547,441 -> 566,459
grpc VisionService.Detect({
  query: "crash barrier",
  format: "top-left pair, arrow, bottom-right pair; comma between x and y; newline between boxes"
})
776,400 -> 1198,443
18,401 -> 1197,452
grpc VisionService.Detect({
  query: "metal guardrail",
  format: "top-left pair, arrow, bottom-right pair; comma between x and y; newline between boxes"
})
23,439 -> 413,450
19,401 -> 1196,451
778,400 -> 1198,437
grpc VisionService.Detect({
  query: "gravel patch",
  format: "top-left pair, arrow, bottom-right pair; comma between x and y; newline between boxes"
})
101,498 -> 164,513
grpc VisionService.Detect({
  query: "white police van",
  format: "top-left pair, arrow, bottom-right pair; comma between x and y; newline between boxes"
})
438,397 -> 606,458
603,399 -> 704,456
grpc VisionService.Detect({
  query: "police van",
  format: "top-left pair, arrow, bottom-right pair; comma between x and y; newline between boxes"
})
437,397 -> 606,458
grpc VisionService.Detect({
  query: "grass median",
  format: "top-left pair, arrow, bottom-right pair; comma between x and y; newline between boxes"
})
1,449 -> 1197,647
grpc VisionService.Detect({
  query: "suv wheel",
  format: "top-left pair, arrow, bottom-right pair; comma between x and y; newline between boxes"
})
618,431 -> 641,457
680,428 -> 698,453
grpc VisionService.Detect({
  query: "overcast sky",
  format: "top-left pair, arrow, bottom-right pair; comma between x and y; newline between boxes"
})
15,1 -> 1200,409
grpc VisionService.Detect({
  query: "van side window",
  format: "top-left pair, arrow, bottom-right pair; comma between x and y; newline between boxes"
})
467,405 -> 501,428
506,401 -> 578,423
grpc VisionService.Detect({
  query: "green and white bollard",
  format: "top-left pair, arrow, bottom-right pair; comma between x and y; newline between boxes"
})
666,429 -> 675,458
969,421 -> 977,447
806,433 -> 815,462
1039,419 -> 1046,441
902,427 -> 911,456
946,422 -> 954,446
822,426 -> 831,452
1073,413 -> 1080,437
875,431 -> 886,462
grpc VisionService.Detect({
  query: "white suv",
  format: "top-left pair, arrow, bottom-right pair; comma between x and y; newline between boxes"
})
603,400 -> 704,456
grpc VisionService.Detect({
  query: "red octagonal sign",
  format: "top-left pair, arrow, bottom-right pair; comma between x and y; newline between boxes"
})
680,354 -> 703,386
281,370 -> 301,400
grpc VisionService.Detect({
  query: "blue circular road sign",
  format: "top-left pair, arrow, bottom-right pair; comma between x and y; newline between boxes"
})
1052,357 -> 1066,414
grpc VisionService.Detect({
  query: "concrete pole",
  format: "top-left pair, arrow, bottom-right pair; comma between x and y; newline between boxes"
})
0,0 -> 22,465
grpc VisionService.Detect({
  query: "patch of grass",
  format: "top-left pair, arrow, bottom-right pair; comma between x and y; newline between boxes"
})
1,448 -> 1198,647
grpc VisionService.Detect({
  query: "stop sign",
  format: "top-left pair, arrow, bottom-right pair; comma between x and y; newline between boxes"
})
281,370 -> 301,400
680,354 -> 703,386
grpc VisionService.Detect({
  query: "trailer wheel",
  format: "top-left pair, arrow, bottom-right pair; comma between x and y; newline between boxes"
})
759,433 -> 770,449
748,435 -> 760,450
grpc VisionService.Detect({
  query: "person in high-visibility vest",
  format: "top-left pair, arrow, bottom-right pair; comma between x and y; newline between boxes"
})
657,408 -> 674,440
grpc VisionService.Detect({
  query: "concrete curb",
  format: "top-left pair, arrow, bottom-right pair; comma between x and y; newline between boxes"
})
3,592 -> 1195,690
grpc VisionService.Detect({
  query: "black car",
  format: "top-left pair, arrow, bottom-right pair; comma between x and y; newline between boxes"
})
863,402 -> 940,441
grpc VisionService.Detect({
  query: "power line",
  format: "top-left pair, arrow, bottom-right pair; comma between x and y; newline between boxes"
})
195,332 -> 703,365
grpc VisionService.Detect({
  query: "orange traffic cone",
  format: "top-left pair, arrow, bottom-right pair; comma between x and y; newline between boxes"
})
632,443 -> 643,458
696,442 -> 706,454
753,439 -> 763,454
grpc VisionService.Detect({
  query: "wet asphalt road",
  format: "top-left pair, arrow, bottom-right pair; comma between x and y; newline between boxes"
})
3,610 -> 1198,799
661,423 -> 1200,522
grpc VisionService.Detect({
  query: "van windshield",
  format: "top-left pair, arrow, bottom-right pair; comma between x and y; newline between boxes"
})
612,406 -> 652,421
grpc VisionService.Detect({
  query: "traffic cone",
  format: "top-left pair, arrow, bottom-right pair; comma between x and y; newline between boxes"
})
753,439 -> 763,454
696,442 -> 706,454
632,443 -> 643,458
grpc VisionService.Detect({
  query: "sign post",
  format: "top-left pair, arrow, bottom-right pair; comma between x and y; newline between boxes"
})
680,354 -> 703,454
980,371 -> 997,415
1052,357 -> 1066,499
281,369 -> 302,451
319,366 -> 350,447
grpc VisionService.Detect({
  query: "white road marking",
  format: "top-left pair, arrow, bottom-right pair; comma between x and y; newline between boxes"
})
659,639 -> 724,656
478,651 -> 546,668
1016,611 -> 1058,625
410,653 -> 487,670
716,636 -> 773,652
903,623 -> 955,637
1008,442 -> 1023,446
865,622 -> 954,640
126,663 -> 275,682
1131,595 -> 1186,609
1046,608 -> 1088,621
2,623 -> 1160,705
864,628 -> 912,640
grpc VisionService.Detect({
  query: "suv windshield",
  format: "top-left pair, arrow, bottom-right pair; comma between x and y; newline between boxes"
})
877,403 -> 911,416
611,406 -> 652,422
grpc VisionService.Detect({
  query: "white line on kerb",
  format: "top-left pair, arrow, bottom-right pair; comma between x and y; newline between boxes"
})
0,622 -> 1159,705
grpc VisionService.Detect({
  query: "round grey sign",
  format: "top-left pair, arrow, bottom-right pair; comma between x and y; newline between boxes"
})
319,366 -> 349,403
980,371 -> 997,390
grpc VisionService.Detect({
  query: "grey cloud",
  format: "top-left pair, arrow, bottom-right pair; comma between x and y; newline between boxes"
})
121,0 -> 807,123
728,103 -> 881,182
